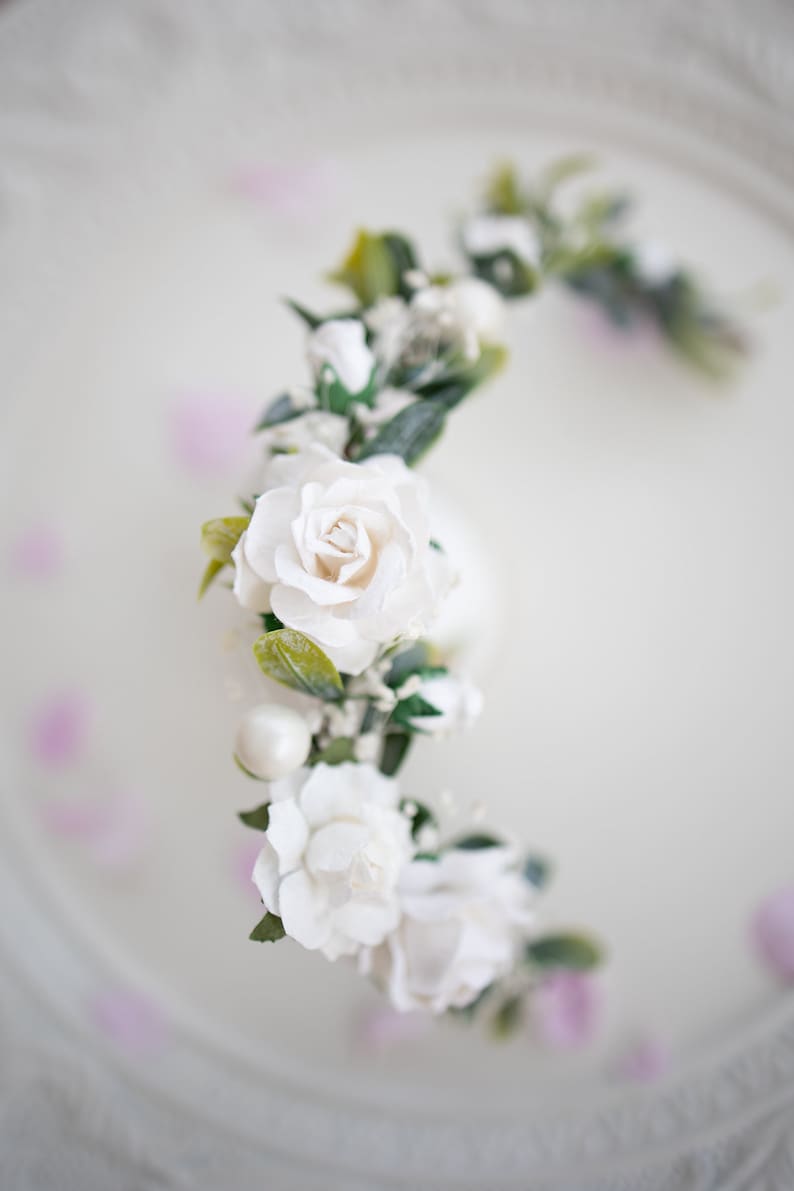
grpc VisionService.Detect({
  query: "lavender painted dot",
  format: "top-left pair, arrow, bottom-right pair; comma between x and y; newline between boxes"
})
232,157 -> 342,220
9,525 -> 64,580
532,971 -> 602,1050
41,790 -> 149,870
29,691 -> 92,768
354,1005 -> 431,1053
89,988 -> 168,1055
751,885 -> 794,981
169,391 -> 255,477
614,1036 -> 670,1083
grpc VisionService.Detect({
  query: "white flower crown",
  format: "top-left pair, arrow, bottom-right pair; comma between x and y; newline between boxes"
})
199,158 -> 746,1034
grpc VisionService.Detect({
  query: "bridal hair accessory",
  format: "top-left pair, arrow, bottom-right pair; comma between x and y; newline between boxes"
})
199,158 -> 746,1032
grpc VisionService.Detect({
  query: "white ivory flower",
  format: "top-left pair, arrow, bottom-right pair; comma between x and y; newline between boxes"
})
407,673 -> 483,736
362,846 -> 534,1013
307,318 -> 375,395
260,410 -> 350,457
368,278 -> 505,372
353,387 -> 417,429
462,214 -> 541,267
232,445 -> 453,674
252,762 -> 413,959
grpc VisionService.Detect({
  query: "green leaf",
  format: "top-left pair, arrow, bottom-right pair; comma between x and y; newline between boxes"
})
284,297 -> 324,329
523,855 -> 552,889
380,730 -> 412,777
391,693 -> 442,732
198,557 -> 225,599
238,802 -> 271,830
249,912 -> 286,943
416,344 -> 508,410
201,516 -> 250,564
385,642 -> 432,688
453,833 -> 503,851
357,399 -> 446,466
382,232 -> 420,296
485,162 -> 526,216
310,737 -> 356,766
317,361 -> 376,414
538,153 -> 596,199
469,249 -> 539,299
255,393 -> 300,431
328,229 -> 399,306
449,983 -> 493,1020
260,612 -> 284,634
490,994 -> 525,1039
253,628 -> 344,701
526,933 -> 603,971
399,798 -> 437,841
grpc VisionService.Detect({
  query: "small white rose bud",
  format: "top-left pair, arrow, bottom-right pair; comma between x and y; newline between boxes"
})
396,674 -> 423,700
234,703 -> 312,781
354,733 -> 380,763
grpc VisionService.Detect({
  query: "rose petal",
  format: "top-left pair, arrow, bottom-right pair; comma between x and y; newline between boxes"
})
9,525 -> 64,580
751,885 -> 794,981
29,691 -> 92,768
265,800 -> 309,873
252,840 -> 282,915
278,869 -> 329,950
533,971 -> 602,1050
169,391 -> 254,477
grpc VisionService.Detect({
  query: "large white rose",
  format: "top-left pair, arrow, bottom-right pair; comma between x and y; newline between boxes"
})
362,846 -> 534,1013
231,445 -> 453,674
252,762 -> 413,960
307,318 -> 375,395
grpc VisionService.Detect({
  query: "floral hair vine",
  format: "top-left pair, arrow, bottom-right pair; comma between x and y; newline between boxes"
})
199,158 -> 746,1035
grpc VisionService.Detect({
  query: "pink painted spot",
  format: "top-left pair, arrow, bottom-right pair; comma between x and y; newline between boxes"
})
169,391 -> 256,477
9,525 -> 64,580
89,988 -> 168,1055
41,789 -> 149,871
231,836 -> 263,899
751,885 -> 794,981
354,1005 -> 432,1053
29,691 -> 92,768
532,971 -> 602,1050
614,1036 -> 670,1084
232,157 -> 342,221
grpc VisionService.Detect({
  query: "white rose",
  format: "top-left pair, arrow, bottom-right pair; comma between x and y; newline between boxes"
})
307,318 -> 375,395
367,280 -> 506,373
362,846 -> 534,1013
261,410 -> 350,457
407,673 -> 483,736
462,214 -> 541,266
232,445 -> 452,675
252,762 -> 413,959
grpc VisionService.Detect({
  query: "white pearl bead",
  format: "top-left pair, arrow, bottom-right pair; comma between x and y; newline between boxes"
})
234,703 -> 312,780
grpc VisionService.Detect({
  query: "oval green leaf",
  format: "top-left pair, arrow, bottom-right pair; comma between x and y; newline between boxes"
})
357,399 -> 447,466
525,933 -> 603,971
201,516 -> 250,564
253,629 -> 344,701
249,912 -> 286,943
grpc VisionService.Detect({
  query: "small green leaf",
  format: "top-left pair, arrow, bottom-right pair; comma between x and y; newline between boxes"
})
400,798 -> 438,841
357,399 -> 446,466
416,344 -> 508,410
449,983 -> 493,1020
198,557 -> 225,599
249,912 -> 286,943
523,855 -> 552,889
328,230 -> 399,306
485,162 -> 526,216
491,994 -> 525,1039
310,737 -> 356,766
526,933 -> 603,971
253,629 -> 344,701
380,730 -> 412,777
238,802 -> 271,830
391,693 -> 442,732
385,642 -> 432,688
260,612 -> 284,634
255,393 -> 300,431
201,516 -> 250,564
453,833 -> 503,851
284,297 -> 324,329
469,249 -> 539,299
538,153 -> 597,199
